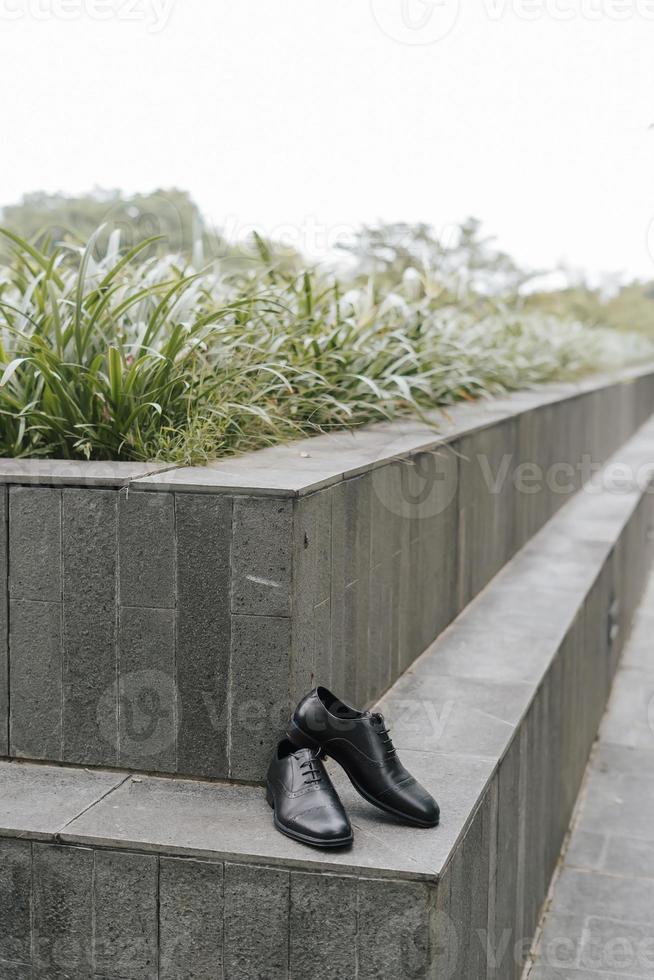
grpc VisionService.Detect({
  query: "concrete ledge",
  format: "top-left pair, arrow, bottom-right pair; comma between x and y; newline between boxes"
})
0,459 -> 174,487
1,366 -> 654,782
0,366 -> 651,497
1,421 -> 653,978
129,364 -> 654,496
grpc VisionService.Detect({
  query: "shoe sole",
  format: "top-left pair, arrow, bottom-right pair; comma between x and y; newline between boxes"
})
265,783 -> 354,849
286,719 -> 440,829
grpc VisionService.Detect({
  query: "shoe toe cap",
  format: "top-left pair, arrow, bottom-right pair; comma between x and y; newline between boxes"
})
412,792 -> 440,827
294,803 -> 352,843
385,782 -> 440,826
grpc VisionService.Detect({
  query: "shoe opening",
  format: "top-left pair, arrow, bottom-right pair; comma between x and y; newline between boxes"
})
317,686 -> 361,721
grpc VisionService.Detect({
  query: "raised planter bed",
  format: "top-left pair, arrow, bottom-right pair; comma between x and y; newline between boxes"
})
1,365 -> 653,783
1,416 -> 653,979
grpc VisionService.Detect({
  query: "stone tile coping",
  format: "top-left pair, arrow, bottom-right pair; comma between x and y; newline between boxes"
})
0,459 -> 175,488
128,365 -> 654,495
2,417 -> 651,883
0,364 -> 650,495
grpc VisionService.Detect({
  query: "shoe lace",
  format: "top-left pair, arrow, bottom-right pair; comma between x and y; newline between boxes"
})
299,756 -> 323,785
371,712 -> 397,758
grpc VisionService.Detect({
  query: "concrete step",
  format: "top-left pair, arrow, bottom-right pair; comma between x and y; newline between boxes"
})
527,565 -> 654,979
2,366 -> 654,784
2,417 -> 654,979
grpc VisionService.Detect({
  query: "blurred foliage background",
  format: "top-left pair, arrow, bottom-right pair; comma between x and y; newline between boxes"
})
0,188 -> 652,463
3,188 -> 653,333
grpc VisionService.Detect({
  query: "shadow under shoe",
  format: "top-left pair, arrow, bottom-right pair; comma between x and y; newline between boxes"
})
265,738 -> 353,848
287,687 -> 440,829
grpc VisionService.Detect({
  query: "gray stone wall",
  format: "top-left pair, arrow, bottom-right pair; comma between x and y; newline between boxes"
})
0,841 -> 432,980
437,488 -> 654,980
1,371 -> 654,782
1,480 -> 651,980
1,410 -> 653,980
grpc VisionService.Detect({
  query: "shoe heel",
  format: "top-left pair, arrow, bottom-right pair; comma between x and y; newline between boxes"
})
265,784 -> 275,809
286,718 -> 321,752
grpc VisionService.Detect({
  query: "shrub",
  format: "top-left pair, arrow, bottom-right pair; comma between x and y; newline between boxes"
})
0,227 -> 651,463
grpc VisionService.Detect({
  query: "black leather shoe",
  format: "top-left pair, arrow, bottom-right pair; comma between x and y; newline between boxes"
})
287,687 -> 440,828
265,739 -> 353,848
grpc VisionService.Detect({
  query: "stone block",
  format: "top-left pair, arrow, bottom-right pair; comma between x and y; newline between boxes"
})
289,872 -> 357,980
118,606 -> 177,772
223,863 -> 289,979
492,734 -> 524,980
9,599 -> 62,760
93,849 -> 158,979
0,839 -> 31,966
8,487 -> 61,601
119,490 -> 175,608
369,463 -> 397,699
32,843 -> 93,978
514,403 -> 559,546
62,489 -> 118,766
175,492 -> 232,778
411,449 -> 459,662
228,614 -> 291,781
457,418 -> 518,608
522,686 -> 549,945
447,799 -> 492,980
231,496 -> 292,617
357,878 -> 431,980
430,863 -> 457,980
290,489 -> 332,703
330,474 -> 371,705
0,487 -> 7,756
159,858 -> 224,980
484,777 -> 500,980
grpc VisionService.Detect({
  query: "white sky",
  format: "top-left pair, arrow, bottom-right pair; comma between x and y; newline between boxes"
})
1,0 -> 654,280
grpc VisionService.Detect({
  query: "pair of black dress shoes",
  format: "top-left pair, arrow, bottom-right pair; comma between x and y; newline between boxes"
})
266,686 -> 440,848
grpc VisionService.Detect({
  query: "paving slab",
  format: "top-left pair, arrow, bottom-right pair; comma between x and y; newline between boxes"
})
0,458 -> 173,487
58,749 -> 492,883
599,667 -> 654,749
568,828 -> 654,879
377,672 -> 530,758
0,761 -> 127,839
534,902 -> 654,977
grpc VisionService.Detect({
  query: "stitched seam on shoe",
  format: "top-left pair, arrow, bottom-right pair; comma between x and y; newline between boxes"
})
323,738 -> 385,767
289,803 -> 341,823
377,775 -> 417,798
